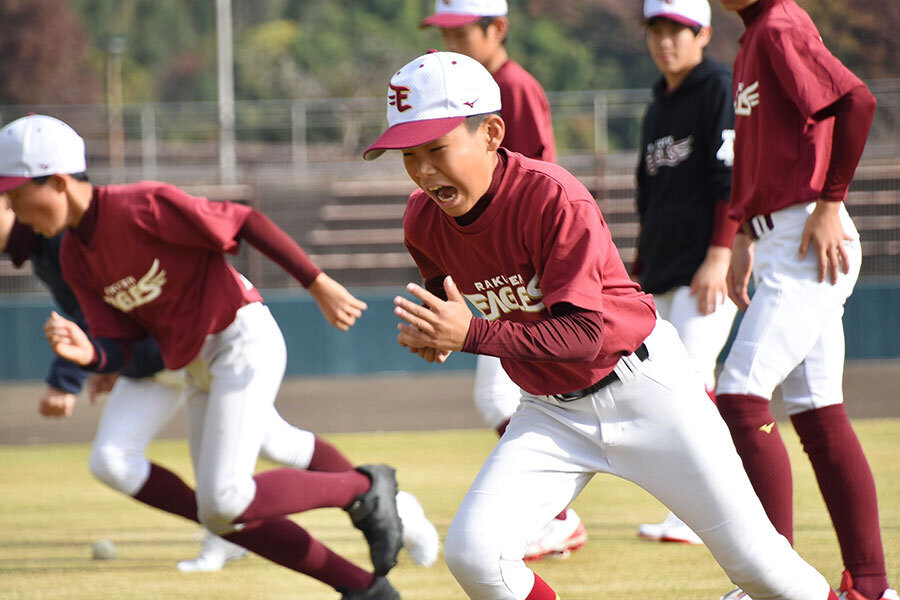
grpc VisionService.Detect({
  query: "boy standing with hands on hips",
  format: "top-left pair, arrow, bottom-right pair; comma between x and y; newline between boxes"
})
714,1 -> 895,600
365,49 -> 842,600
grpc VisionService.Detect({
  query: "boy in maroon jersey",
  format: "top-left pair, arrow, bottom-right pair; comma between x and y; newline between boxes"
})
0,114 -> 402,600
363,49 -> 841,600
714,2 -> 896,599
421,0 -> 587,561
421,0 -> 555,162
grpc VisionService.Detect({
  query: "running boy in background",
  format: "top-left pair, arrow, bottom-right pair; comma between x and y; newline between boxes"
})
632,0 -> 737,547
421,0 -> 584,561
365,49 -> 841,600
713,2 -> 896,600
0,192 -> 440,576
0,114 -> 402,600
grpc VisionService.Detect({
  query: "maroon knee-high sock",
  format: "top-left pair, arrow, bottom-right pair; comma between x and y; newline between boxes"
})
225,518 -> 373,591
238,468 -> 370,522
717,393 -> 794,544
132,463 -> 198,522
526,573 -> 559,599
308,436 -> 355,472
791,405 -> 887,599
133,464 -> 374,591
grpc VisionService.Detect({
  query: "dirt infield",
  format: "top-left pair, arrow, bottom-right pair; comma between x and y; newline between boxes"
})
2,361 -> 899,445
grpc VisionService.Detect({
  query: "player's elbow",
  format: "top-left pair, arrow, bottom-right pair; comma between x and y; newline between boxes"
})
860,87 -> 877,120
849,84 -> 877,126
553,342 -> 603,362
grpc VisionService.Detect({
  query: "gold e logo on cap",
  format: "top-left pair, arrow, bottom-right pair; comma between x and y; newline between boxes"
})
389,83 -> 413,112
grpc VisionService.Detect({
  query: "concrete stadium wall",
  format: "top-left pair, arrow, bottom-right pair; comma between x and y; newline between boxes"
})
2,282 -> 899,382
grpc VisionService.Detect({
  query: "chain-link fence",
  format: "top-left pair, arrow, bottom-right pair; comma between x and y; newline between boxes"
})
2,80 -> 899,294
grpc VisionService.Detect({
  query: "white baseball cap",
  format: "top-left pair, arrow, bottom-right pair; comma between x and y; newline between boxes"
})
363,51 -> 501,161
0,114 -> 87,193
643,0 -> 711,28
421,0 -> 508,29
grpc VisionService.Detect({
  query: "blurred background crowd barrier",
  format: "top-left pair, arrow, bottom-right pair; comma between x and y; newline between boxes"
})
2,83 -> 899,380
2,80 -> 898,295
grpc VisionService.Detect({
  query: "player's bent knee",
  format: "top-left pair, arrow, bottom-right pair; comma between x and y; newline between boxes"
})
445,522 -> 498,582
446,524 -> 535,600
89,443 -> 150,496
196,485 -> 253,535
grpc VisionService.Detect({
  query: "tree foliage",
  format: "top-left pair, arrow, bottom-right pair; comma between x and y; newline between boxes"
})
0,0 -> 896,107
0,0 -> 100,105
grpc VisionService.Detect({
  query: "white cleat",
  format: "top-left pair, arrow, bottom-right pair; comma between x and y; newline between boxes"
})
637,512 -> 703,545
395,490 -> 440,567
176,530 -> 248,572
524,508 -> 588,562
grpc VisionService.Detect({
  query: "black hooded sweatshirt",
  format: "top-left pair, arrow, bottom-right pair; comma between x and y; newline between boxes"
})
635,57 -> 734,295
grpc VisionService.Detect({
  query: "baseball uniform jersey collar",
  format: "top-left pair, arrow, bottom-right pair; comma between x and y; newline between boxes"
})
739,0 -> 779,26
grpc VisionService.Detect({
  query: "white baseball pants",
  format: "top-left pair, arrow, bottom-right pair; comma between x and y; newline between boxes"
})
89,315 -> 316,502
90,371 -> 186,495
184,301 -> 288,534
717,202 -> 861,414
653,285 -> 737,391
444,319 -> 830,600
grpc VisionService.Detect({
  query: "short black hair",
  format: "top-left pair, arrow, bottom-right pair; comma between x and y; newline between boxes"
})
31,172 -> 90,185
645,16 -> 702,36
476,16 -> 507,44
464,111 -> 501,132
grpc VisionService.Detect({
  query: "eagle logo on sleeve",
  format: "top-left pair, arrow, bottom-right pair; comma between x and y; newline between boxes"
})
734,81 -> 760,116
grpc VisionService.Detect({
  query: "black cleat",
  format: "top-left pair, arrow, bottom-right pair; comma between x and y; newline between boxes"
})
345,464 -> 403,576
339,576 -> 401,600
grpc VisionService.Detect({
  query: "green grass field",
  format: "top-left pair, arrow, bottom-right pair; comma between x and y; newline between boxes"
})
1,421 -> 897,600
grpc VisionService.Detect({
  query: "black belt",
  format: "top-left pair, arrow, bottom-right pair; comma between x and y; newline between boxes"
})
552,343 -> 649,402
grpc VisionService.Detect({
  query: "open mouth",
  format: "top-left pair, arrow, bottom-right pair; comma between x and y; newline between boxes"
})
427,185 -> 459,204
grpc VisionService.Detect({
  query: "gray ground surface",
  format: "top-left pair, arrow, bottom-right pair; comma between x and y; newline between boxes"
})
1,361 -> 898,445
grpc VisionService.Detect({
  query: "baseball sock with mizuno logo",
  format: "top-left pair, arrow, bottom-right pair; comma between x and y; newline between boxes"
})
716,393 -> 794,544
792,404 -> 888,600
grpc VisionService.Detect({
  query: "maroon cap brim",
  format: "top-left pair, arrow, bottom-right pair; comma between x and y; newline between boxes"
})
420,13 -> 482,29
363,116 -> 466,161
644,13 -> 704,28
0,176 -> 31,194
